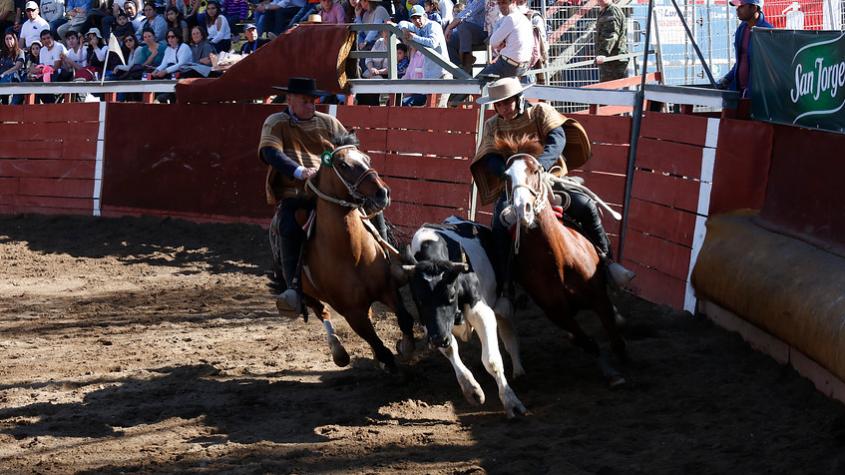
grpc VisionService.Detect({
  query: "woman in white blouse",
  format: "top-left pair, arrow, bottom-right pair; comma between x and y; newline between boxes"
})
152,27 -> 191,78
204,0 -> 231,53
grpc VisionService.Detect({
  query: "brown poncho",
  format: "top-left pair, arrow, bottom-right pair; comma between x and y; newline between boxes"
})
471,103 -> 591,205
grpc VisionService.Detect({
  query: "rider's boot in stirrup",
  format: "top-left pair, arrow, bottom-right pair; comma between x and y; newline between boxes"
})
276,237 -> 303,313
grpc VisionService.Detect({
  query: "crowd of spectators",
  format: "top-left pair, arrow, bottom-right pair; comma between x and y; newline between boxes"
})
0,0 -> 552,106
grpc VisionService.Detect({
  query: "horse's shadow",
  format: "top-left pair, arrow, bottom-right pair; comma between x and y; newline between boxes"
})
0,363 -> 453,444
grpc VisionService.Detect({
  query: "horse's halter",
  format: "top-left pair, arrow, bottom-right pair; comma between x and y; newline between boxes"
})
307,144 -> 382,210
505,153 -> 549,217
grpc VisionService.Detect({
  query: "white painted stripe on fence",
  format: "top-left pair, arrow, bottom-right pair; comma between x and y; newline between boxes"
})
93,102 -> 106,217
684,118 -> 720,313
328,104 -> 338,118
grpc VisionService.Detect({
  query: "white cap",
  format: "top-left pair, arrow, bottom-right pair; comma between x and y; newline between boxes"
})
24,1 -> 38,10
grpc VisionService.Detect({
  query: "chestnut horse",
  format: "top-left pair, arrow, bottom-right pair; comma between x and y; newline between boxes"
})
496,134 -> 627,386
296,133 -> 415,373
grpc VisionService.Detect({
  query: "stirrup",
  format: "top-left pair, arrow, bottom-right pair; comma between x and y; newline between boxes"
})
608,261 -> 636,287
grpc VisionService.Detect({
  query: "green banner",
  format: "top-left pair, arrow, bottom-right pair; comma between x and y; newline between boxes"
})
752,29 -> 845,134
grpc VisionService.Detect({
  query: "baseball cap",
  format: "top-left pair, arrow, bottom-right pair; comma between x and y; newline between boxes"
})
409,4 -> 425,17
25,1 -> 38,10
730,0 -> 763,7
244,23 -> 257,30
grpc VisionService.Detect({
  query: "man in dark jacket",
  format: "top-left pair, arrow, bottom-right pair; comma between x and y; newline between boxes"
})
239,23 -> 270,54
594,0 -> 627,82
718,0 -> 773,97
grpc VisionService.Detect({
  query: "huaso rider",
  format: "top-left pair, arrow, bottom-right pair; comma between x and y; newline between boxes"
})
470,77 -> 635,317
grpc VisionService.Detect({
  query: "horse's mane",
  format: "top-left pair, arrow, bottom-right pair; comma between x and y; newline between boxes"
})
332,131 -> 360,148
494,133 -> 543,158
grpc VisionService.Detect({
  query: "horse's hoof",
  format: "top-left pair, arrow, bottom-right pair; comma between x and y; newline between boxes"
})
462,385 -> 485,406
328,334 -> 350,367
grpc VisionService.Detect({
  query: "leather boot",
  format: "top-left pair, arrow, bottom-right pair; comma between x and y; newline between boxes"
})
276,233 -> 303,313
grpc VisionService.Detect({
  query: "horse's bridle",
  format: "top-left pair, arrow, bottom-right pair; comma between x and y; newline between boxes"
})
306,144 -> 381,210
505,153 -> 549,216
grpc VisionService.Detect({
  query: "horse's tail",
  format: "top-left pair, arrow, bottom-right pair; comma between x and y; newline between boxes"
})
494,133 -> 543,158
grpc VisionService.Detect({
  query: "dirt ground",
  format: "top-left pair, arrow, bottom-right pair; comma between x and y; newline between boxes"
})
1,214 -> 844,474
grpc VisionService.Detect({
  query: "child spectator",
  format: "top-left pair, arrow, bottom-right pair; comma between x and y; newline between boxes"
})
396,41 -> 408,76
319,0 -> 344,24
423,0 -> 440,24
112,11 -> 137,41
164,6 -> 188,42
60,29 -> 88,77
204,0 -> 231,52
24,40 -> 42,81
151,26 -> 190,78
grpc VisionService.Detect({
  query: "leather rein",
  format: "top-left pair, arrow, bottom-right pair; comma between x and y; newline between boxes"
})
306,144 -> 379,210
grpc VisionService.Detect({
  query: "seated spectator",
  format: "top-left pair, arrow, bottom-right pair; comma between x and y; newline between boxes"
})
239,23 -> 269,54
164,6 -> 189,42
319,0 -> 344,24
39,29 -> 73,81
151,26 -> 190,78
289,0 -> 319,29
136,2 -> 167,41
112,32 -> 143,78
84,28 -> 109,77
444,0 -> 487,73
57,0 -> 92,40
204,0 -> 231,52
23,40 -> 43,81
138,27 -> 166,71
341,0 -> 358,23
39,0 -> 65,36
60,29 -> 89,78
362,28 -> 388,78
20,2 -> 50,49
0,0 -> 14,37
112,12 -> 137,41
355,0 -> 388,51
221,0 -> 249,33
255,0 -> 302,37
172,0 -> 200,27
180,24 -> 213,76
0,31 -> 25,103
396,41 -> 408,76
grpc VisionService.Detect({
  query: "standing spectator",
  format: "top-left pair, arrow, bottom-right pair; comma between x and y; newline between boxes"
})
354,0 -> 388,50
39,29 -> 73,80
397,4 -> 446,79
111,11 -> 136,41
319,0 -> 343,24
444,0 -> 486,73
594,0 -> 627,82
204,0 -> 230,51
516,0 -> 547,84
136,2 -> 167,41
39,0 -> 65,35
717,0 -> 772,98
20,1 -> 49,49
480,0 -> 531,78
57,0 -> 92,40
239,23 -> 269,53
151,26 -> 189,77
164,6 -> 188,42
423,0 -> 440,24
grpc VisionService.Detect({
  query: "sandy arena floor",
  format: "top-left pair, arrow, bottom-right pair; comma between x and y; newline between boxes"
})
1,214 -> 844,474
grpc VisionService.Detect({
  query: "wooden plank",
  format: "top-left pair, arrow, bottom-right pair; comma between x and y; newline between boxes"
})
622,259 -> 686,309
18,177 -> 94,198
635,137 -> 703,178
641,113 -> 709,146
0,159 -> 95,179
0,194 -> 92,210
624,230 -> 691,282
709,119 -> 773,215
631,169 -> 700,213
61,138 -> 98,160
336,106 -> 390,129
386,106 -> 479,133
384,177 -> 470,208
570,113 -> 631,144
380,154 -> 472,184
386,201 -> 466,229
22,103 -> 100,123
0,122 -> 100,141
0,106 -> 24,123
582,144 -> 628,174
0,178 -> 19,194
354,129 -> 388,153
0,203 -> 92,217
385,129 -> 477,158
0,140 -> 64,159
626,198 -> 695,246
568,170 -> 625,205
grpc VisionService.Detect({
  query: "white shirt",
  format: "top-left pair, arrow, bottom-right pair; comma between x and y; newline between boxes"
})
21,17 -> 50,49
439,0 -> 453,25
489,10 -> 533,63
206,15 -> 231,43
65,45 -> 87,68
39,0 -> 66,23
156,42 -> 192,74
39,42 -> 67,67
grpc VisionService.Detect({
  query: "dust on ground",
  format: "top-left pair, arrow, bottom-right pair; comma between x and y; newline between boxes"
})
1,214 -> 844,474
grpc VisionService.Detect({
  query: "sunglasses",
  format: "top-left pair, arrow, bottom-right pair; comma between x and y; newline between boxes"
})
26,8 -> 36,11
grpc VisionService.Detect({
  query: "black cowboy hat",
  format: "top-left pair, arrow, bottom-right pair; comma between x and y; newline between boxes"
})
272,77 -> 329,97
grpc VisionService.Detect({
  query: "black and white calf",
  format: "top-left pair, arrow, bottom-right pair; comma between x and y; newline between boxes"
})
401,217 -> 527,418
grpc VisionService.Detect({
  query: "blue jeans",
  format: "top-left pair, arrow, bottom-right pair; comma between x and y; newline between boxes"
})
287,3 -> 315,29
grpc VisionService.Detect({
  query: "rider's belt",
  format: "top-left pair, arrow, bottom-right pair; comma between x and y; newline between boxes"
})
501,55 -> 528,68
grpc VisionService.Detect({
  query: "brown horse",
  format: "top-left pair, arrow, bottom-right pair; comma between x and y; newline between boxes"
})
496,134 -> 627,386
296,133 -> 415,373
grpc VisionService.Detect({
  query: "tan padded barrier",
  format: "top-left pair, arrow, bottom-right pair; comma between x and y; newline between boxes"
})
692,212 -> 845,382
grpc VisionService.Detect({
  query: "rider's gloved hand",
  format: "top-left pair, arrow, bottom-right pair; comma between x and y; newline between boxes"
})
294,166 -> 318,180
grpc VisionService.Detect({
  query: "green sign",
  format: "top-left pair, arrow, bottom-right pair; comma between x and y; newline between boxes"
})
752,29 -> 845,134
